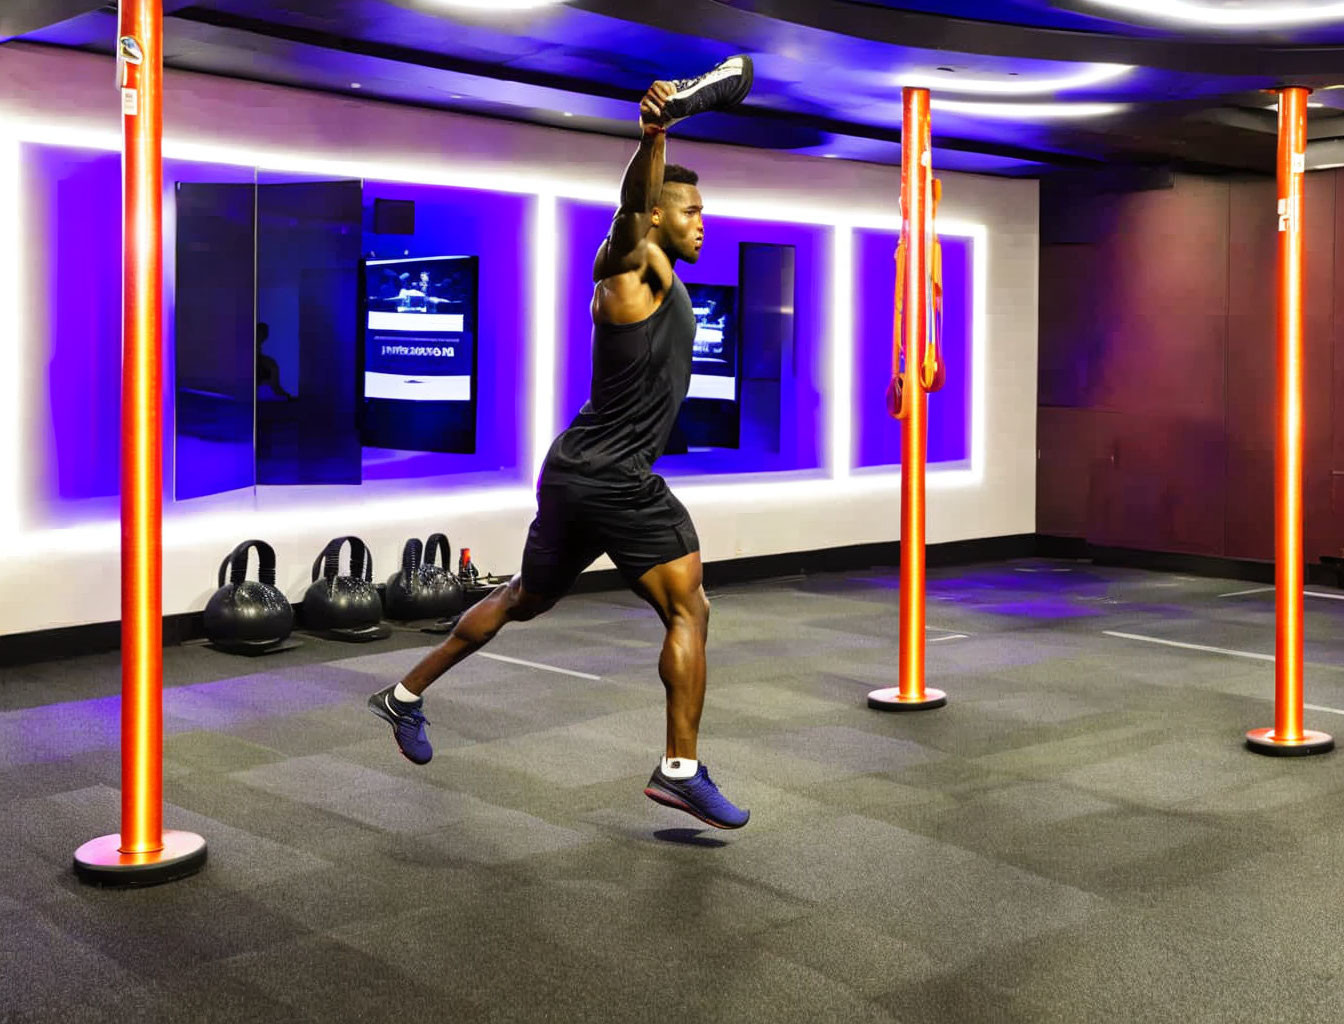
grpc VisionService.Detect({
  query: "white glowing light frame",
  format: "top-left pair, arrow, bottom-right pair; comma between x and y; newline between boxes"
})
0,116 -> 988,556
932,99 -> 1127,120
899,63 -> 1132,96
1084,0 -> 1344,28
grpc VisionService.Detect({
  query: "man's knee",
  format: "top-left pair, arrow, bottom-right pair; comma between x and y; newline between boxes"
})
506,577 -> 557,622
670,586 -> 710,632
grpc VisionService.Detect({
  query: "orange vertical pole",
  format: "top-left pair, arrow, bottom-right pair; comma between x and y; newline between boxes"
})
119,0 -> 164,857
1246,86 -> 1332,757
75,0 -> 207,883
870,87 -> 946,713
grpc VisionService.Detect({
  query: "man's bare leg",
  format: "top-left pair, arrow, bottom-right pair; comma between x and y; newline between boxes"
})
632,552 -> 709,759
368,576 -> 556,763
635,552 -> 749,829
400,576 -> 557,696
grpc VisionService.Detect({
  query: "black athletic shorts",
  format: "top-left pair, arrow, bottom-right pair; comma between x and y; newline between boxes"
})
520,472 -> 700,598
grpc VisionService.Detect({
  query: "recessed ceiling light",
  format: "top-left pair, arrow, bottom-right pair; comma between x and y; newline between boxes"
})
350,82 -> 361,89
930,99 -> 1127,120
1083,0 -> 1344,28
899,63 -> 1132,96
562,111 -> 573,117
823,153 -> 839,158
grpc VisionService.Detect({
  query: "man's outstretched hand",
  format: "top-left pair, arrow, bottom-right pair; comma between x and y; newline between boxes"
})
639,80 -> 676,135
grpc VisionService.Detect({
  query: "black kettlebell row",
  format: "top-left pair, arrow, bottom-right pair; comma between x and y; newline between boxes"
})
205,534 -> 474,653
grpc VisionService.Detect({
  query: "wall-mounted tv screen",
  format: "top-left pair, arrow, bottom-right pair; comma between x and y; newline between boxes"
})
686,284 -> 739,401
675,282 -> 741,449
358,254 -> 478,453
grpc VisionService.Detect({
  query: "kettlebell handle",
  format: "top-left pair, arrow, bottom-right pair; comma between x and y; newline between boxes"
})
401,537 -> 424,578
425,533 -> 453,572
219,539 -> 278,588
312,536 -> 373,583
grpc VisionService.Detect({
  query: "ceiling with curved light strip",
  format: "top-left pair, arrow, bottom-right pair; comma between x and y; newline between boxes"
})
4,0 -> 1344,176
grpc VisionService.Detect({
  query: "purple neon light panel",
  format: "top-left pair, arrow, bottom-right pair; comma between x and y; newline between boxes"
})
556,199 -> 827,478
25,143 -> 257,525
853,228 -> 972,470
357,181 -> 530,486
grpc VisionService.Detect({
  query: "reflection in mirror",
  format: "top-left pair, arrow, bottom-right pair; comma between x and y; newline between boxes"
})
254,178 -> 363,485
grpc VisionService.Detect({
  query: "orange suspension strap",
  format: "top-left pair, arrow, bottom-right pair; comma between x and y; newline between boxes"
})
922,175 -> 946,394
886,167 -> 945,420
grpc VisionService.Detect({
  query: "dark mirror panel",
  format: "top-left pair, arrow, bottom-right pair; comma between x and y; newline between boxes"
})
255,179 -> 363,485
738,242 -> 796,455
173,181 -> 257,501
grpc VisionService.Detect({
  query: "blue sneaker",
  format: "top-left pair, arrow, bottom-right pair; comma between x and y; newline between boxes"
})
644,762 -> 749,829
367,685 -> 432,765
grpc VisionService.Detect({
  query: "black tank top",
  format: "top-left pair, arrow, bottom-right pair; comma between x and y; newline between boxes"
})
542,276 -> 695,483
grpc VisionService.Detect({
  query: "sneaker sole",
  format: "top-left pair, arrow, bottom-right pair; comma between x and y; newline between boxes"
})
643,785 -> 747,830
366,698 -> 432,765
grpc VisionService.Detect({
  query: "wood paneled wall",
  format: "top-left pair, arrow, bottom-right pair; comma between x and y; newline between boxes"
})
1038,171 -> 1343,564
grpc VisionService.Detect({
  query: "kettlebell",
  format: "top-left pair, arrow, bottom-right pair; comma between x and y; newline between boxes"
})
301,536 -> 387,640
203,540 -> 294,653
423,533 -> 466,617
384,534 -> 465,621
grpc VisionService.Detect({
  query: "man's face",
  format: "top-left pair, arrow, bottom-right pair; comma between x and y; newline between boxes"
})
654,183 -> 704,264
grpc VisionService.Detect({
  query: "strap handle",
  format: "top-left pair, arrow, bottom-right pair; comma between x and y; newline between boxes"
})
311,536 -> 372,583
400,537 -> 424,578
424,533 -> 453,572
887,174 -> 947,419
218,539 -> 277,588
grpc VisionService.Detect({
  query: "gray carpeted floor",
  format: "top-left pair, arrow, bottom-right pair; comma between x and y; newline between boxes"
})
4,558 -> 1344,1023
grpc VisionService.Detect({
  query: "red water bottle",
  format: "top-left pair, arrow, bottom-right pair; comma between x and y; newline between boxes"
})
458,547 -> 479,584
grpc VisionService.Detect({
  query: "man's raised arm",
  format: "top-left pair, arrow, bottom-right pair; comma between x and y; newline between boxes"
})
593,80 -> 675,283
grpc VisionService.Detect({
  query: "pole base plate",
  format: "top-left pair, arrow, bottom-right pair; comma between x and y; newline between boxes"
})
867,687 -> 947,712
1245,727 -> 1334,757
74,830 -> 207,887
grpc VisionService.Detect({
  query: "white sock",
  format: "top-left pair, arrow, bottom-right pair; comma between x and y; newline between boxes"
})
392,683 -> 421,704
661,756 -> 698,779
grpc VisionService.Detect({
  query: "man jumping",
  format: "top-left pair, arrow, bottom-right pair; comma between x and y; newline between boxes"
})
369,57 -> 755,830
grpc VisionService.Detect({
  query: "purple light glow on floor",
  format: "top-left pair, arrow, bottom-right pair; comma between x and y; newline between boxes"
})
0,672 -> 360,767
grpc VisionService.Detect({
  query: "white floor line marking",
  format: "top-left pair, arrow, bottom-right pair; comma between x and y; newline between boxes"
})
477,652 -> 601,681
1216,587 -> 1344,601
1105,630 -> 1344,679
1305,703 -> 1344,717
928,633 -> 969,643
1103,631 -> 1274,662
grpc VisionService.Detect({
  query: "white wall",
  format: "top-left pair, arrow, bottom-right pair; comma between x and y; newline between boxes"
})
0,44 -> 1038,636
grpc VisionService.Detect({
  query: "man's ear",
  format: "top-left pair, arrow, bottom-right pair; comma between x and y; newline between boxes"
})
651,204 -> 663,226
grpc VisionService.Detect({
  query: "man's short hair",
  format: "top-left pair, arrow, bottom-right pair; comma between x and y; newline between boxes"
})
662,164 -> 699,188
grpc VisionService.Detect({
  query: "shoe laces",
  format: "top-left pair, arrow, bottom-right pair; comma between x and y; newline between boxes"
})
394,702 -> 428,730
